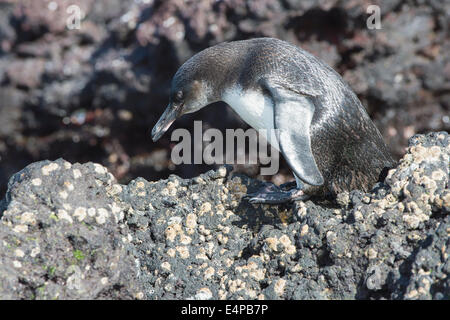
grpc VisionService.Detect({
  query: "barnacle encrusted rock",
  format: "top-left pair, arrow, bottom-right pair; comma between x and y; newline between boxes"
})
0,132 -> 448,299
0,159 -> 142,299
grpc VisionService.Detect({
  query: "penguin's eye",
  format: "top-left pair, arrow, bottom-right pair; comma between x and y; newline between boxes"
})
175,90 -> 184,102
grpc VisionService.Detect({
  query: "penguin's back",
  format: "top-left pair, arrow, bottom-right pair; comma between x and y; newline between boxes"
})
197,38 -> 396,195
221,38 -> 395,195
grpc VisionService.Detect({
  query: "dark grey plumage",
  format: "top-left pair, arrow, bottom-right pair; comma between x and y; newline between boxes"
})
153,38 -> 395,199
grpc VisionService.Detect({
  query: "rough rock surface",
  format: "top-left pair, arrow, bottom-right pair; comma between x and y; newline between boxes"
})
1,132 -> 448,299
0,160 -> 143,299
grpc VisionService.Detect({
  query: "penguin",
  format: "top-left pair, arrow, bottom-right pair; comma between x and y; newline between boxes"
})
151,38 -> 395,204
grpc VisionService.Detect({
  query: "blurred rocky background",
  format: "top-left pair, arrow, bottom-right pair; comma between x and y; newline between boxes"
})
0,0 -> 449,200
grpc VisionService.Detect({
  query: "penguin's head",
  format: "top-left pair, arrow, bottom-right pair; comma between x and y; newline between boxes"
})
151,51 -> 222,142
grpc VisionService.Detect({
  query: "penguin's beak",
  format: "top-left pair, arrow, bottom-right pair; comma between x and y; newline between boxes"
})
151,103 -> 181,142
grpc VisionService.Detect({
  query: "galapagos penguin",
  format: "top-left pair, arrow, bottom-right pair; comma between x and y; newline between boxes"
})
151,38 -> 395,204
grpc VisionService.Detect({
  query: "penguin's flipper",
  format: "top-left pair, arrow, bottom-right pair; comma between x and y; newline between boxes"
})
261,78 -> 324,186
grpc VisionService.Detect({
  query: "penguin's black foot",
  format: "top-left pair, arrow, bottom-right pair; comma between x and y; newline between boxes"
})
244,182 -> 309,204
279,181 -> 298,191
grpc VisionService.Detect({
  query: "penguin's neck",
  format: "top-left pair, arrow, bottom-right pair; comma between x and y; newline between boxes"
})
222,85 -> 279,150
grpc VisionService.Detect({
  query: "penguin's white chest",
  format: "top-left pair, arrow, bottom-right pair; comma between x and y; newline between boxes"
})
222,86 -> 279,150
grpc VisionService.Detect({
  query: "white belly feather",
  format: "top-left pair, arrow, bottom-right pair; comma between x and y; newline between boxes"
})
222,86 -> 280,151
